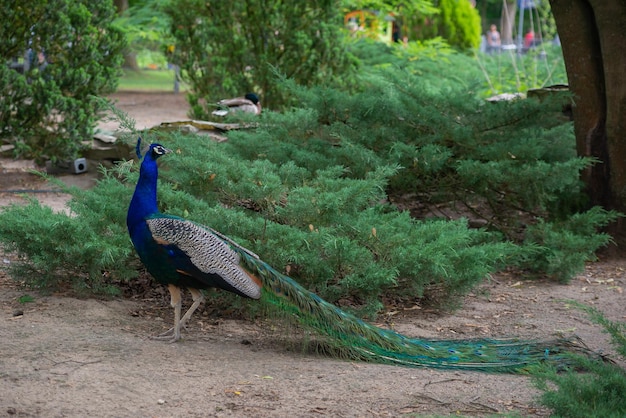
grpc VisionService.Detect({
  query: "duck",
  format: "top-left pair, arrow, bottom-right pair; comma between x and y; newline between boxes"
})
212,92 -> 261,117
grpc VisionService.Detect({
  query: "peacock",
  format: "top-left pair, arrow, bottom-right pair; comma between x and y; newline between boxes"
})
211,92 -> 261,117
127,138 -> 596,373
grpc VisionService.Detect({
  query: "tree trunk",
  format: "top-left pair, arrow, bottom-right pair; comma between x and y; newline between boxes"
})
113,0 -> 139,70
113,0 -> 128,13
500,1 -> 517,45
550,0 -> 626,245
123,53 -> 140,71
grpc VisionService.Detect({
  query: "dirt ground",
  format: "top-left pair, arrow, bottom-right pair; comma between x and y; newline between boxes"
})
1,92 -> 625,418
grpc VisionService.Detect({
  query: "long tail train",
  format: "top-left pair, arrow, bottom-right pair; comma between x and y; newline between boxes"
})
238,250 -> 594,373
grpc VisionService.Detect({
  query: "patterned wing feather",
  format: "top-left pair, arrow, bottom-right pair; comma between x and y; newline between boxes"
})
147,217 -> 261,299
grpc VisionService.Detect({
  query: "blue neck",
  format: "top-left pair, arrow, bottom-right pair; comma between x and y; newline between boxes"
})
127,154 -> 160,232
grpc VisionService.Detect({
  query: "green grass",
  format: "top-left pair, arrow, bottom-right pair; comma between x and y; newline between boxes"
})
116,69 -> 188,92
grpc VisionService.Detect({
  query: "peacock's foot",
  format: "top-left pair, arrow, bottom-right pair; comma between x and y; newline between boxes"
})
152,327 -> 181,343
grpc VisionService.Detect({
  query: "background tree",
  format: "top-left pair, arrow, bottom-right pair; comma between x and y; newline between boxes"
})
0,0 -> 126,163
165,0 -> 356,114
113,0 -> 138,70
114,0 -> 170,70
550,0 -> 626,245
433,0 -> 481,49
499,0 -> 516,44
347,0 -> 480,49
341,0 -> 438,42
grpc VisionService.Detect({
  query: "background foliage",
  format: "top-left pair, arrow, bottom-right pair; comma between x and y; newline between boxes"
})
164,0 -> 357,115
0,0 -> 618,310
114,0 -> 171,69
0,0 -> 126,163
431,0 -> 481,49
0,45 -> 618,314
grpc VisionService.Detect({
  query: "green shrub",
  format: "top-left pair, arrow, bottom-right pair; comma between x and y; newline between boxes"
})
533,303 -> 626,417
435,0 -> 482,49
520,208 -> 620,282
215,54 -> 617,281
163,0 -> 356,114
0,41 -> 618,313
0,174 -> 136,295
0,131 -> 514,315
0,0 -> 125,163
150,134 -> 516,315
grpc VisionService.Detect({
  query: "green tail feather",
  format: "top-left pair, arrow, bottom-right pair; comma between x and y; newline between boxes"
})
239,251 -> 594,373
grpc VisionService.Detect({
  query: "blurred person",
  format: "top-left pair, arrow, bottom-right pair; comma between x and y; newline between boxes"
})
486,24 -> 501,54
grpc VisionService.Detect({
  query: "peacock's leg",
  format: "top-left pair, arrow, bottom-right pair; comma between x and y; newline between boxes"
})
178,288 -> 205,330
153,284 -> 183,342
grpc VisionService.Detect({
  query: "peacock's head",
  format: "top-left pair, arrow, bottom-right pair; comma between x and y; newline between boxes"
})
136,137 -> 172,160
149,143 -> 172,159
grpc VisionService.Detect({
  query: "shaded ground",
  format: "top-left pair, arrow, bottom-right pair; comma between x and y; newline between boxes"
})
1,92 -> 625,417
